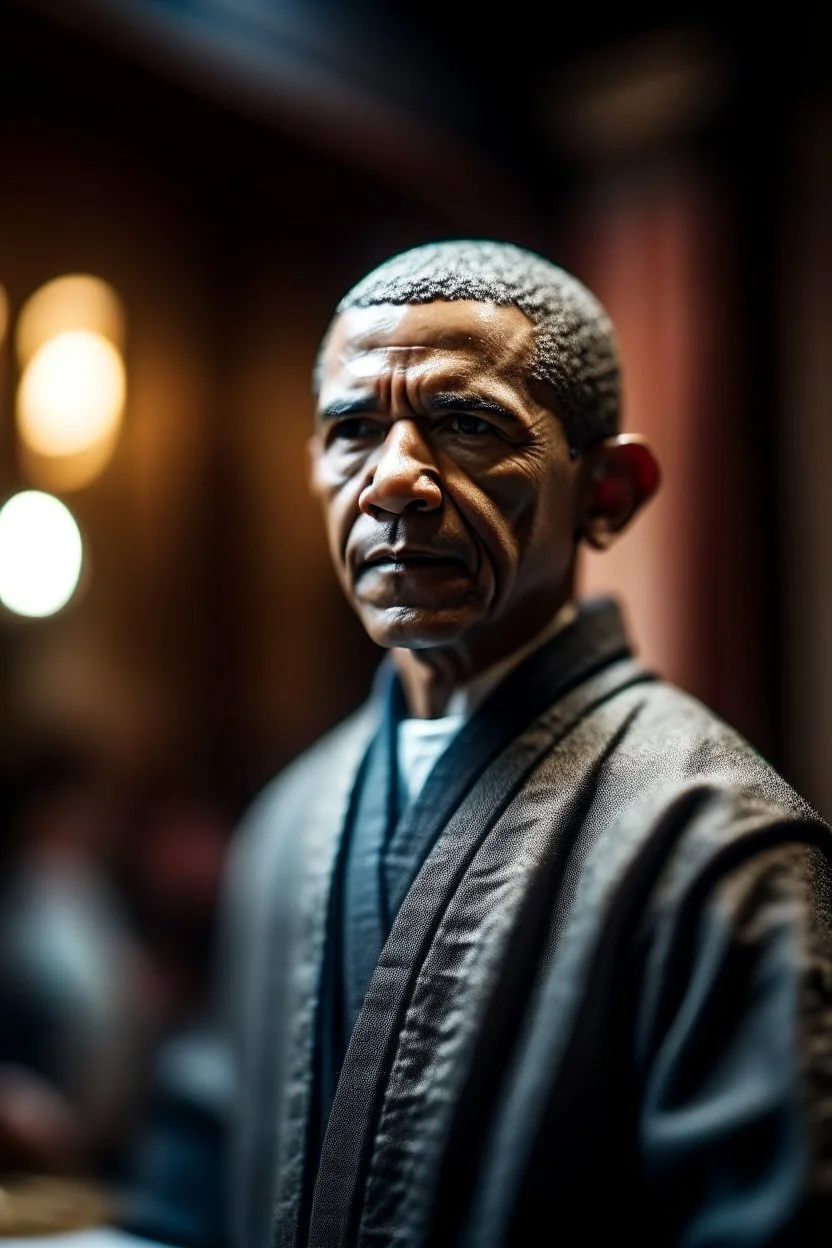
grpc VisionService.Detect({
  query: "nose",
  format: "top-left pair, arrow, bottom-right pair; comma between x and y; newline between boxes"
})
358,419 -> 442,517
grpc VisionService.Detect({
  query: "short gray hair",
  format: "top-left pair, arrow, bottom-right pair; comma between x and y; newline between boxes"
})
315,239 -> 621,452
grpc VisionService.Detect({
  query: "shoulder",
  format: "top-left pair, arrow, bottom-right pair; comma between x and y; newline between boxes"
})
212,698 -> 378,977
595,674 -> 823,827
227,697 -> 377,877
590,680 -> 832,942
542,672 -> 832,923
245,700 -> 376,824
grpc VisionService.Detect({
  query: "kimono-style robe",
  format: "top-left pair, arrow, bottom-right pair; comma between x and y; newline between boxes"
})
125,596 -> 832,1247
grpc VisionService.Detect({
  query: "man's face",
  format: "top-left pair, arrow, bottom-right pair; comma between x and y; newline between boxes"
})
309,300 -> 583,671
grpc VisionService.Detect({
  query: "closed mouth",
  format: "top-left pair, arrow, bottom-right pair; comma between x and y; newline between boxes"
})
357,551 -> 468,577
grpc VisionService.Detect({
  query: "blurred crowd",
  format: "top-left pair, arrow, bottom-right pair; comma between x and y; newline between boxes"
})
0,734 -> 231,1193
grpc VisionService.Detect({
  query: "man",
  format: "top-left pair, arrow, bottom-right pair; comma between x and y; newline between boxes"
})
124,239 -> 832,1248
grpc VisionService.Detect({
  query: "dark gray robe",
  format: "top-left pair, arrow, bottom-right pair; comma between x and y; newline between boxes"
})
127,596 -> 832,1247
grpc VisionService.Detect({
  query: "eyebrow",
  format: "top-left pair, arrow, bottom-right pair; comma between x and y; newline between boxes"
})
427,392 -> 516,420
317,396 -> 381,422
317,392 -> 516,422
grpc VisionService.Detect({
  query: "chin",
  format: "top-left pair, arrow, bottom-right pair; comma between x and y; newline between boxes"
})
361,605 -> 477,651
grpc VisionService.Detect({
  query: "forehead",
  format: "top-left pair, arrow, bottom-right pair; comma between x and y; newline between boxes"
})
318,300 -> 536,390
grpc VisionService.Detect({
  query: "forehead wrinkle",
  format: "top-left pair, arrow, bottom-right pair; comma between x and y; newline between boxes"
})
341,342 -> 433,382
323,303 -> 540,410
336,301 -> 533,357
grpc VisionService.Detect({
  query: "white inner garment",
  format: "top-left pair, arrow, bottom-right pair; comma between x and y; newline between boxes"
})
396,600 -> 577,812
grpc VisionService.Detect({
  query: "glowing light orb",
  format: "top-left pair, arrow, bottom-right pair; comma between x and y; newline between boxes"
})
0,491 -> 84,617
16,274 -> 125,366
17,330 -> 126,457
0,284 -> 8,349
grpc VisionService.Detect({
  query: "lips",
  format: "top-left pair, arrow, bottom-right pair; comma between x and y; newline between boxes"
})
353,550 -> 473,611
355,545 -> 470,580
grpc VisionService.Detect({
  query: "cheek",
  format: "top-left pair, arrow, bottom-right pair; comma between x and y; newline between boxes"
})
478,466 -> 577,568
523,472 -> 580,563
323,486 -> 366,578
459,469 -> 543,560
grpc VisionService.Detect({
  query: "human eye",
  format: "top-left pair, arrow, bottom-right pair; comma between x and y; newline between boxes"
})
325,415 -> 382,445
445,413 -> 496,437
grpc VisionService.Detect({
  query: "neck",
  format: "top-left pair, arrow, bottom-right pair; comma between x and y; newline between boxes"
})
391,598 -> 577,719
391,649 -> 461,719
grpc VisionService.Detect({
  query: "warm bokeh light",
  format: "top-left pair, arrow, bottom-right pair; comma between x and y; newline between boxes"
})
15,274 -> 125,366
0,490 -> 84,617
18,429 -> 123,493
0,283 -> 8,348
17,330 -> 126,457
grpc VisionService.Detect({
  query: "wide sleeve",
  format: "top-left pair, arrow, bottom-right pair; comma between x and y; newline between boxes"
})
636,838 -> 832,1246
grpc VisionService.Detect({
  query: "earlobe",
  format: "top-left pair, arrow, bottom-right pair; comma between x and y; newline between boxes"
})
580,435 -> 660,551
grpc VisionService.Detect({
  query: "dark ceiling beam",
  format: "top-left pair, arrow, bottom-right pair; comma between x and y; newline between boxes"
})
11,0 -> 546,240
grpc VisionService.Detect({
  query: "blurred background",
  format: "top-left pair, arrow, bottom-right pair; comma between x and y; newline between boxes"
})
0,0 -> 829,1204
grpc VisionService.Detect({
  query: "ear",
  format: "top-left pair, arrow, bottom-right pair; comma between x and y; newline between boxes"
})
579,434 -> 660,551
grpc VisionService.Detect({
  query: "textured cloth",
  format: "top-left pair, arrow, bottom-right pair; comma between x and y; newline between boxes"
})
123,596 -> 832,1248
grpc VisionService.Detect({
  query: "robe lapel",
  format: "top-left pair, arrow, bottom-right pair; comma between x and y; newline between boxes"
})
343,667 -> 403,1039
384,595 -> 634,917
307,598 -> 653,1248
